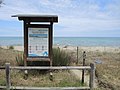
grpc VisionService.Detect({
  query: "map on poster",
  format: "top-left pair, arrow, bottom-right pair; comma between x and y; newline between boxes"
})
28,28 -> 49,57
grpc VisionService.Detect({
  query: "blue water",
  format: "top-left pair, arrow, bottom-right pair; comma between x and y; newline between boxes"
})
54,37 -> 120,46
0,37 -> 120,46
0,37 -> 23,46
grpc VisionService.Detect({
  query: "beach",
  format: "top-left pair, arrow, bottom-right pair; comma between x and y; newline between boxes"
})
0,45 -> 120,90
1,45 -> 120,53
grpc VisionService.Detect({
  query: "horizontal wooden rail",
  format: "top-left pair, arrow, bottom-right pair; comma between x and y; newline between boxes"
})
9,86 -> 90,90
0,86 -> 6,89
0,66 -> 91,70
0,66 -> 5,69
10,66 -> 91,70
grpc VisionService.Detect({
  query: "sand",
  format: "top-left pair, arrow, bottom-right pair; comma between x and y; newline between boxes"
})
54,45 -> 120,53
1,46 -> 24,51
1,45 -> 120,53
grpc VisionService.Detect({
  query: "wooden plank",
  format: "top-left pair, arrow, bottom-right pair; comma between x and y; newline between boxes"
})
5,63 -> 10,90
27,24 -> 51,28
12,14 -> 58,22
0,86 -> 90,90
89,63 -> 95,89
0,86 -> 6,89
19,17 -> 58,22
0,66 -> 5,69
27,58 -> 50,61
10,66 -> 91,70
10,86 -> 90,90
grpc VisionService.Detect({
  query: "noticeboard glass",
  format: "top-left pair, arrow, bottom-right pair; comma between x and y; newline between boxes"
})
28,28 -> 49,57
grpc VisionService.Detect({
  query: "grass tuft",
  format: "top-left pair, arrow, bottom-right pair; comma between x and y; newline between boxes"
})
9,46 -> 14,49
52,48 -> 71,66
16,53 -> 24,66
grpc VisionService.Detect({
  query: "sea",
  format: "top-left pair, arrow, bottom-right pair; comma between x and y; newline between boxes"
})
0,37 -> 120,47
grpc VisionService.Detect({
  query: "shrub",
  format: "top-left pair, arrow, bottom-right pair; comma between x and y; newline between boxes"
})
16,54 -> 24,66
52,48 -> 71,66
9,46 -> 14,49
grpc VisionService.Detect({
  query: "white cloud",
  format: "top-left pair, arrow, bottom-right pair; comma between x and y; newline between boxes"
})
0,0 -> 120,36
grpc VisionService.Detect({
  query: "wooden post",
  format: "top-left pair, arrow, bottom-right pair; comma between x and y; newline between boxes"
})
50,22 -> 53,66
82,51 -> 86,84
89,63 -> 95,89
23,21 -> 27,66
76,46 -> 79,64
5,63 -> 10,90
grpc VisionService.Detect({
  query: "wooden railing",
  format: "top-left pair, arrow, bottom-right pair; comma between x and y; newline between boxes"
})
0,63 -> 95,90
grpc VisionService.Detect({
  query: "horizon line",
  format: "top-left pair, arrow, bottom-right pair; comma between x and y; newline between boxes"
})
0,36 -> 120,38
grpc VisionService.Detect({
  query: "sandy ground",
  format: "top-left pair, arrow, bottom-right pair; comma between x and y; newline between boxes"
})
1,46 -> 24,51
1,45 -> 120,53
70,70 -> 89,85
70,69 -> 98,88
54,45 -> 120,53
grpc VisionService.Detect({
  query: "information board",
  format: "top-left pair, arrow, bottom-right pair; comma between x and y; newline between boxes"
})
28,28 -> 49,57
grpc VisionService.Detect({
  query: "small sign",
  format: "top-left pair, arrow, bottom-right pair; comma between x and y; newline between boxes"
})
28,28 -> 49,57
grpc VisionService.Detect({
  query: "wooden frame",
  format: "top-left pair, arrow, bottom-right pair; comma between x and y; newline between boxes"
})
12,15 -> 58,66
26,24 -> 51,58
0,63 -> 95,90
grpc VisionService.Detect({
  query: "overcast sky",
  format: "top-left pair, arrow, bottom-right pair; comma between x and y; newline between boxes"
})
0,0 -> 120,37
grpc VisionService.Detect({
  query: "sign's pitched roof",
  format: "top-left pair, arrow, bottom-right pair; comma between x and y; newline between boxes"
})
12,14 -> 58,22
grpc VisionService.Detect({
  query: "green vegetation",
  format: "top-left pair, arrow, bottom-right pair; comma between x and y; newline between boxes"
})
15,48 -> 72,66
0,70 -> 6,86
52,48 -> 71,66
0,47 -> 20,66
0,47 -> 120,89
10,70 -> 83,87
16,54 -> 24,66
0,47 -> 83,87
78,50 -> 120,90
9,46 -> 14,50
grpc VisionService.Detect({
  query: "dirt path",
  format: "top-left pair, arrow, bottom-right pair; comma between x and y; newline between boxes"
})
70,69 -> 97,88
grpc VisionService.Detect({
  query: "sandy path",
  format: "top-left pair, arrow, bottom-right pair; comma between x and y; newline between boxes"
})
70,70 -> 89,86
70,69 -> 98,88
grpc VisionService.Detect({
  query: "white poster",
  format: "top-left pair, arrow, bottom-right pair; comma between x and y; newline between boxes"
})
28,28 -> 49,57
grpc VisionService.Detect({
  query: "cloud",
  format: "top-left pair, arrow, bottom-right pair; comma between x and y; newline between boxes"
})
0,0 -> 120,36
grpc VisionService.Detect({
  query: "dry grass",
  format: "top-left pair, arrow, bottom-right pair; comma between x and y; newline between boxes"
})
0,47 -> 120,89
0,47 -> 22,66
0,69 -> 83,87
77,49 -> 120,90
0,47 -> 83,87
0,70 -> 6,86
10,70 -> 83,87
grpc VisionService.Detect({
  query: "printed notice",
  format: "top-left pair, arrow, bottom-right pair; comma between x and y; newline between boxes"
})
28,28 -> 49,57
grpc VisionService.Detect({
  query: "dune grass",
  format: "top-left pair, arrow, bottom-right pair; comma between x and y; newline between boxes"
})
0,47 -> 83,87
9,46 -> 14,50
77,49 -> 120,90
0,47 -> 120,89
0,47 -> 21,66
10,70 -> 83,87
52,48 -> 71,66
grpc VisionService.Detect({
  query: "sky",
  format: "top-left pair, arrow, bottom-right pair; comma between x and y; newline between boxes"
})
0,0 -> 120,37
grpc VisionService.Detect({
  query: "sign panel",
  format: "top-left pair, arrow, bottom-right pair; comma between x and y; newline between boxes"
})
28,28 -> 49,57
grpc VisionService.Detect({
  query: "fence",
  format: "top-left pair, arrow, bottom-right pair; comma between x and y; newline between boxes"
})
0,63 -> 95,90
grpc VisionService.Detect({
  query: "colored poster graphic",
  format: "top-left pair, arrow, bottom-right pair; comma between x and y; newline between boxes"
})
28,28 -> 48,57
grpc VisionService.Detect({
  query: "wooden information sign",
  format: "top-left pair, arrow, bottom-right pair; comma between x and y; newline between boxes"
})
12,15 -> 58,66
